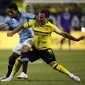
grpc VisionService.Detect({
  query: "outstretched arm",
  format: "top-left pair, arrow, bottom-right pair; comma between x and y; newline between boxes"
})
7,25 -> 23,37
55,31 -> 85,41
7,20 -> 31,37
7,20 -> 33,37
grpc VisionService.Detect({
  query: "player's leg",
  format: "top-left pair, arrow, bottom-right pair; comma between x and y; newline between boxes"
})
67,31 -> 71,50
6,52 -> 20,77
0,42 -> 22,80
0,52 -> 19,80
1,57 -> 22,82
60,38 -> 65,50
17,38 -> 33,79
41,49 -> 81,81
68,39 -> 71,50
17,46 -> 40,79
6,42 -> 22,78
50,61 -> 81,81
1,48 -> 39,81
11,57 -> 22,76
41,49 -> 71,75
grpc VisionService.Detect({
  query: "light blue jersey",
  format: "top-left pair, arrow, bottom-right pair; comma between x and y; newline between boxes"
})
3,12 -> 35,43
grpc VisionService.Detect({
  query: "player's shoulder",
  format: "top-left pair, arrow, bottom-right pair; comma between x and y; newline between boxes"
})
4,16 -> 11,22
47,21 -> 56,27
21,12 -> 35,18
5,16 -> 11,20
29,19 -> 35,24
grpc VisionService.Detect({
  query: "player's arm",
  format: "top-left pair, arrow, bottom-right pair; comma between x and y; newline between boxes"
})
7,22 -> 30,37
24,12 -> 36,20
0,17 -> 11,30
7,20 -> 35,37
55,28 -> 85,41
7,25 -> 24,37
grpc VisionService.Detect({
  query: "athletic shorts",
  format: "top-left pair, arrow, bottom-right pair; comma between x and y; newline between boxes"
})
12,38 -> 34,55
28,48 -> 56,64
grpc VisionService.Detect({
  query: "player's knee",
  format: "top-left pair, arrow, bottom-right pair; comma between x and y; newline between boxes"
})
21,52 -> 29,62
22,45 -> 31,52
51,63 -> 58,69
9,54 -> 19,65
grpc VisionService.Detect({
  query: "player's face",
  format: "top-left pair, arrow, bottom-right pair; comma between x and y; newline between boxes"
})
38,13 -> 47,25
7,8 -> 18,18
25,6 -> 31,12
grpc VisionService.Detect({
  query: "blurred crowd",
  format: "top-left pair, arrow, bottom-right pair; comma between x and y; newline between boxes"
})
33,3 -> 85,31
0,1 -> 85,31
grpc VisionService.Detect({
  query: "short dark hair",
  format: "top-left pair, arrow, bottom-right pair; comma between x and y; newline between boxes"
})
40,9 -> 50,18
26,5 -> 30,8
7,3 -> 18,11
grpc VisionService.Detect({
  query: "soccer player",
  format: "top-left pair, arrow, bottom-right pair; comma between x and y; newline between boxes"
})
0,3 -> 35,80
2,9 -> 85,82
57,7 -> 72,50
25,4 -> 31,13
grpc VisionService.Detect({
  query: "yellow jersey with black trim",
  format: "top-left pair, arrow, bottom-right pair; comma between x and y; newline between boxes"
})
23,20 -> 62,50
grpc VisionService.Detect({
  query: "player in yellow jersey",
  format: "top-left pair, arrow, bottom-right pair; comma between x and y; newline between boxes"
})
2,9 -> 85,82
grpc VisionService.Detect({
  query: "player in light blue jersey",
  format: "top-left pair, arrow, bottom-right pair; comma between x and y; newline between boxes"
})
0,3 -> 35,81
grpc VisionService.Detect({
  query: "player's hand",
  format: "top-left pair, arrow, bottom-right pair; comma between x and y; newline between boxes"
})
7,31 -> 14,37
76,36 -> 85,41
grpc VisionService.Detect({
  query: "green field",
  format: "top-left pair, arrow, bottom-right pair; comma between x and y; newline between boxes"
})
0,50 -> 85,85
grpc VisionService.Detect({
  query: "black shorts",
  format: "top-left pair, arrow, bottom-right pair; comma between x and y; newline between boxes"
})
28,48 -> 56,64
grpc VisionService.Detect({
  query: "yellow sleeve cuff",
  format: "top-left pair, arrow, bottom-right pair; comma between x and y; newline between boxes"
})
23,22 -> 28,28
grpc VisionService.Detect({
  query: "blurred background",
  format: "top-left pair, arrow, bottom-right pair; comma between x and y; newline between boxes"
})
0,0 -> 85,50
0,1 -> 85,85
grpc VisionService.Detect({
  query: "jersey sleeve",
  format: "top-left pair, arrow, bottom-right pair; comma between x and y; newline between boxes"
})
51,24 -> 63,33
23,20 -> 35,28
3,17 -> 11,28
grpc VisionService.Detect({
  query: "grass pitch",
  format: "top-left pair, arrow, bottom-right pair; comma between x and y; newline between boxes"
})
0,50 -> 85,85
